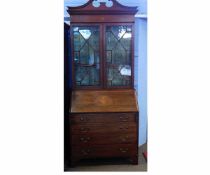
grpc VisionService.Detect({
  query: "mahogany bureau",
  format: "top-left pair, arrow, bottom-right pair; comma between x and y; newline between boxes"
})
69,90 -> 139,166
67,0 -> 139,166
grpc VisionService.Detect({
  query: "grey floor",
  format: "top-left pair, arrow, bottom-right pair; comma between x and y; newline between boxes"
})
65,144 -> 147,172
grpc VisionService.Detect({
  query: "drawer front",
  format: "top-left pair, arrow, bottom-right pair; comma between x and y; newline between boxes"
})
71,133 -> 137,146
71,123 -> 137,135
71,144 -> 137,158
70,113 -> 136,124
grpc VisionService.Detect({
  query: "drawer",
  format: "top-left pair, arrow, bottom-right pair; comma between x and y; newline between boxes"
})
71,123 -> 137,135
71,133 -> 137,146
71,144 -> 137,158
70,113 -> 136,124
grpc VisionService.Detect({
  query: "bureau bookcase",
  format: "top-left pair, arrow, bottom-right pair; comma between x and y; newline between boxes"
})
67,0 -> 139,166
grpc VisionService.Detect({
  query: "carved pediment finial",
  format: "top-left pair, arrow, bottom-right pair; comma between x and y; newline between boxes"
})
68,0 -> 138,15
92,0 -> 113,8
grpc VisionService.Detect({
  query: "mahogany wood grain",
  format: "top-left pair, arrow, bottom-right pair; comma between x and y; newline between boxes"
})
70,15 -> 135,23
70,122 -> 137,134
71,132 -> 137,146
70,113 -> 136,123
70,90 -> 138,113
71,144 -> 138,159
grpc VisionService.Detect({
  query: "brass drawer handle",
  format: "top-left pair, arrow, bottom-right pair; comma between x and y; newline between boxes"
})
120,116 -> 129,119
119,148 -> 129,153
80,127 -> 89,132
81,149 -> 91,155
119,116 -> 129,122
80,137 -> 84,141
119,127 -> 129,130
80,137 -> 91,142
80,116 -> 89,122
121,136 -> 129,142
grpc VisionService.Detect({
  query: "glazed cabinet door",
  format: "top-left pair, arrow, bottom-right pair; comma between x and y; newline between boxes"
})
72,25 -> 102,88
105,24 -> 133,88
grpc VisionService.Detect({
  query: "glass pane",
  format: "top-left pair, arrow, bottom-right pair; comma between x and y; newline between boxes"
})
111,26 -> 127,40
73,26 -> 100,87
73,31 -> 85,51
105,25 -> 132,87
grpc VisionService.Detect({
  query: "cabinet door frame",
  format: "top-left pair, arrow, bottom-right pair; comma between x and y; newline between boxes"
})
103,23 -> 135,89
70,23 -> 135,90
71,23 -> 103,89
